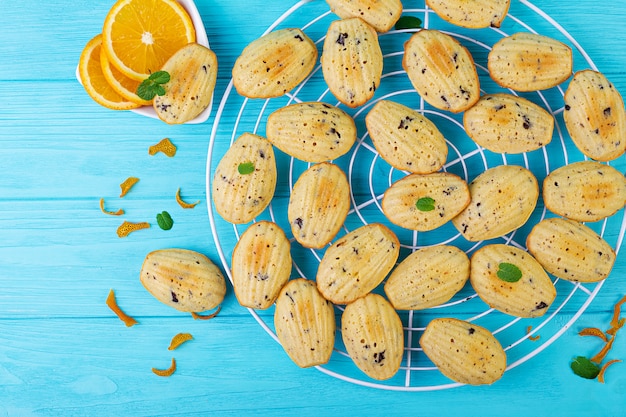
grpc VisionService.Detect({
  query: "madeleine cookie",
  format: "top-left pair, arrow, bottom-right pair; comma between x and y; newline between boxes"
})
488,32 -> 572,92
316,223 -> 399,304
452,165 -> 538,241
266,102 -> 357,163
321,17 -> 383,108
325,0 -> 403,32
274,278 -> 336,368
382,172 -> 470,231
341,293 -> 404,380
463,93 -> 554,154
231,221 -> 292,309
425,0 -> 510,29
384,245 -> 470,310
403,29 -> 480,113
563,70 -> 626,161
542,160 -> 626,222
365,100 -> 448,174
211,133 -> 277,224
527,217 -> 616,283
232,28 -> 317,98
288,162 -> 350,249
470,244 -> 556,318
420,318 -> 506,385
153,43 -> 217,124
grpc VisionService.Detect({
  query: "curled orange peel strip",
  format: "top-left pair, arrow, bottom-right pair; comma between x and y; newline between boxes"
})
578,327 -> 609,343
590,336 -> 615,364
119,176 -> 139,197
106,289 -> 138,327
176,188 -> 200,209
99,198 -> 124,216
191,305 -> 222,320
598,359 -> 621,384
116,221 -> 150,237
152,358 -> 176,377
168,333 -> 193,351
149,138 -> 177,157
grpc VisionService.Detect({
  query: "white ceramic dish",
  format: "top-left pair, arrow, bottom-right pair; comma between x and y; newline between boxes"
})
75,0 -> 212,124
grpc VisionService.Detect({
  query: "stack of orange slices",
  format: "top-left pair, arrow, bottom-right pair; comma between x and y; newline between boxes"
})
78,0 -> 196,110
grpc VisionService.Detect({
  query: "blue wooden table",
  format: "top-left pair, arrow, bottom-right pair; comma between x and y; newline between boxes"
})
1,1 -> 625,415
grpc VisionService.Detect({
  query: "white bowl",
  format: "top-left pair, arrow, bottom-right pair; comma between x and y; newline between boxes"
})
76,0 -> 212,124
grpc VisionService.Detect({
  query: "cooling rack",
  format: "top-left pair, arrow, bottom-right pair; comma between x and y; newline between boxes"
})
206,0 -> 626,390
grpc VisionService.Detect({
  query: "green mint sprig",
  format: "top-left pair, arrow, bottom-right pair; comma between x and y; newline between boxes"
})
137,71 -> 170,100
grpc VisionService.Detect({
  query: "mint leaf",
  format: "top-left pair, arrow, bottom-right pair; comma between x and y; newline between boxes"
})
416,197 -> 435,212
136,71 -> 170,100
395,16 -> 422,30
497,262 -> 522,282
571,356 -> 601,379
149,70 -> 170,84
156,211 -> 174,230
238,162 -> 255,175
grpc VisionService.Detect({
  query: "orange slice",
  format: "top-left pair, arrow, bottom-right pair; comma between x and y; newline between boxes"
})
78,34 -> 142,110
102,0 -> 196,81
100,47 -> 152,106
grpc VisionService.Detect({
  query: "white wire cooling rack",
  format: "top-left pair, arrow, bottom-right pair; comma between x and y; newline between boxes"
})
206,0 -> 626,390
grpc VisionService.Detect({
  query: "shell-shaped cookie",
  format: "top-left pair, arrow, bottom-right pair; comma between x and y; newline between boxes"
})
563,70 -> 626,161
325,0 -> 403,32
403,29 -> 480,113
316,223 -> 400,304
231,221 -> 292,309
425,0 -> 510,29
341,293 -> 404,380
463,93 -> 554,154
321,17 -> 383,108
543,160 -> 626,222
266,102 -> 357,163
382,172 -> 470,231
384,245 -> 470,310
527,217 -> 616,283
470,244 -> 556,318
488,32 -> 572,92
288,162 -> 351,249
420,318 -> 506,385
140,249 -> 226,313
274,278 -> 336,368
365,100 -> 448,174
451,165 -> 538,241
232,28 -> 317,98
211,133 -> 277,224
154,43 -> 217,124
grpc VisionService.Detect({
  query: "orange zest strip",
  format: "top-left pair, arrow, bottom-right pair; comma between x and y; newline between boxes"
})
168,332 -> 193,351
116,221 -> 150,237
119,176 -> 140,197
99,198 -> 125,216
176,187 -> 200,209
152,358 -> 177,377
590,336 -> 615,364
598,359 -> 621,383
149,138 -> 177,157
106,289 -> 138,327
608,295 -> 626,333
191,305 -> 222,320
525,326 -> 540,341
578,327 -> 609,343
607,318 -> 626,336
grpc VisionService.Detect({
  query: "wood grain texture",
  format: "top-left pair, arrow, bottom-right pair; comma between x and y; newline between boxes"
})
0,1 -> 625,415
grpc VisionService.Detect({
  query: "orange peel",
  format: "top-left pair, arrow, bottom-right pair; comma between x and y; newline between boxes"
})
598,359 -> 621,383
106,289 -> 138,327
116,221 -> 150,237
168,333 -> 193,351
526,325 -> 540,341
191,305 -> 222,320
578,327 -> 609,343
152,358 -> 177,377
99,198 -> 124,216
149,138 -> 177,157
590,336 -> 615,364
176,188 -> 200,209
119,176 -> 140,197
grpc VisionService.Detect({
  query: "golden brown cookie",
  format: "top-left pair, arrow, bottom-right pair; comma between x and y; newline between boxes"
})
325,0 -> 403,32
425,0 -> 510,29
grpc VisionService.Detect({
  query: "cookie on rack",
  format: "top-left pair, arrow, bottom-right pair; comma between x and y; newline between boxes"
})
266,102 -> 357,163
526,217 -> 616,283
563,70 -> 626,161
288,162 -> 351,249
488,32 -> 572,92
232,28 -> 317,98
316,223 -> 399,304
382,172 -> 470,232
425,0 -> 510,29
542,160 -> 626,222
321,17 -> 383,108
274,278 -> 336,368
420,318 -> 507,385
463,93 -> 554,154
231,221 -> 292,309
211,133 -> 276,224
365,100 -> 448,174
384,245 -> 470,310
341,293 -> 404,380
451,165 -> 539,241
403,29 -> 480,113
324,0 -> 403,32
470,244 -> 556,318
